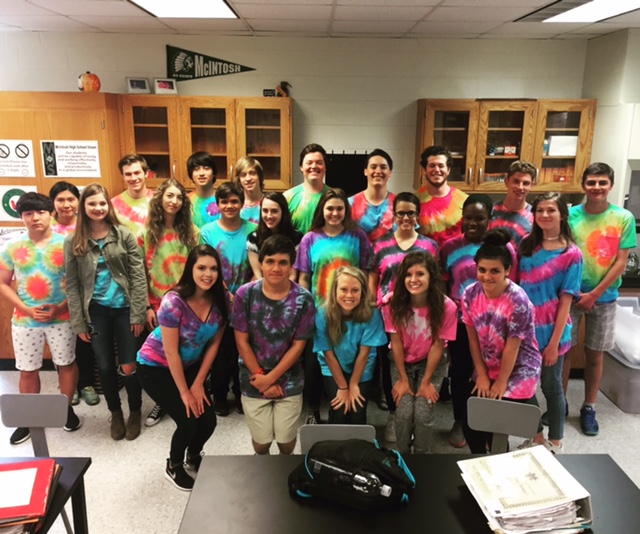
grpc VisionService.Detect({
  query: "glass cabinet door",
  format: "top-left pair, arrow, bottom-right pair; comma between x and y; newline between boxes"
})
475,101 -> 536,190
533,100 -> 596,192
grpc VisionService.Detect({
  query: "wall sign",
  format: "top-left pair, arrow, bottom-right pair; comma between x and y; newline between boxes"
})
0,140 -> 36,178
0,186 -> 38,223
41,141 -> 101,178
167,45 -> 255,82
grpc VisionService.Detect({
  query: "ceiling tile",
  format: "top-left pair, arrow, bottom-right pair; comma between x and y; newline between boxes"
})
29,0 -> 147,17
0,15 -> 96,31
246,19 -> 330,32
426,6 -> 535,23
331,19 -> 417,33
335,6 -> 434,21
70,15 -> 173,32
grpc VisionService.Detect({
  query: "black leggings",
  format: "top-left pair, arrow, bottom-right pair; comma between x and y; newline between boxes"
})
448,322 -> 475,423
138,361 -> 217,465
322,373 -> 373,425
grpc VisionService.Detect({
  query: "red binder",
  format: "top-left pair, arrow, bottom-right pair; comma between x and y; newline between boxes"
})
0,458 -> 57,525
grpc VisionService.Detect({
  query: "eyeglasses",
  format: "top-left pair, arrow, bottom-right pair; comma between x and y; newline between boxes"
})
394,211 -> 418,219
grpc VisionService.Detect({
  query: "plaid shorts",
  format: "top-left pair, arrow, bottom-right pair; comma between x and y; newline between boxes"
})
570,301 -> 617,352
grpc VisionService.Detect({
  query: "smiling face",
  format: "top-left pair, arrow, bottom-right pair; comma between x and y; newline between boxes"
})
192,255 -> 219,292
218,195 -> 242,221
53,191 -> 79,223
365,155 -> 392,189
84,193 -> 109,222
394,200 -> 419,232
477,258 -> 510,299
191,165 -> 215,188
335,273 -> 362,316
323,198 -> 346,229
422,154 -> 450,189
505,171 -> 533,203
238,167 -> 261,195
260,252 -> 292,288
300,152 -> 326,185
121,162 -> 148,195
463,202 -> 490,243
162,185 -> 184,216
404,262 -> 430,298
261,198 -> 282,230
534,199 -> 562,235
583,174 -> 612,203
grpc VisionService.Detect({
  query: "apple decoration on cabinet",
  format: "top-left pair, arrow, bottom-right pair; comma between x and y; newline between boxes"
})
78,71 -> 101,92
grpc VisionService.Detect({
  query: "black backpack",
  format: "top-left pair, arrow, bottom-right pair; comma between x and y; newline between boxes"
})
288,439 -> 415,511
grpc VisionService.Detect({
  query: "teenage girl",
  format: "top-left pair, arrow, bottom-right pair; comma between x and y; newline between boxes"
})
314,266 -> 386,424
235,156 -> 264,225
64,183 -> 147,441
246,191 -> 302,280
518,193 -> 583,453
137,245 -> 227,492
460,228 -> 542,454
382,251 -> 457,454
296,187 -> 371,424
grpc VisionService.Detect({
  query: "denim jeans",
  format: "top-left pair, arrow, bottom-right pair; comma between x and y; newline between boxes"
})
88,301 -> 142,413
541,355 -> 565,440
322,374 -> 373,425
390,357 -> 446,454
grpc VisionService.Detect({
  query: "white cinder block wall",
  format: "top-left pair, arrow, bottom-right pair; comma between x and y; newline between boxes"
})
0,32 -> 588,193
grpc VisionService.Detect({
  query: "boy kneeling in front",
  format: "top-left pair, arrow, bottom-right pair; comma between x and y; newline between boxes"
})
232,235 -> 316,454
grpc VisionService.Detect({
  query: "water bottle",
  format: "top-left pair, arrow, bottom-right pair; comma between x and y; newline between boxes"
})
310,459 -> 392,497
543,138 -> 550,156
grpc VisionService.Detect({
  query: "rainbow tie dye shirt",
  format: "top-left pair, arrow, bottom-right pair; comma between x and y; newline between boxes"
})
489,201 -> 533,246
348,191 -> 396,244
111,189 -> 153,235
284,184 -> 330,234
189,191 -> 220,229
416,186 -> 468,248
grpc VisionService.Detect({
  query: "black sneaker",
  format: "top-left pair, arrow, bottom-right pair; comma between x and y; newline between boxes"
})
144,404 -> 166,427
235,396 -> 244,415
305,410 -> 321,425
63,407 -> 82,432
185,451 -> 204,473
438,377 -> 452,404
10,427 -> 30,445
214,399 -> 230,417
165,459 -> 194,491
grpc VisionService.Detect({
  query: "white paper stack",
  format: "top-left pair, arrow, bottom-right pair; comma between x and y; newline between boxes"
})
457,446 -> 593,534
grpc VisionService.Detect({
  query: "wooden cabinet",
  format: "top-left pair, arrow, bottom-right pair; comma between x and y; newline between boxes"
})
415,99 -> 596,193
118,95 -> 292,191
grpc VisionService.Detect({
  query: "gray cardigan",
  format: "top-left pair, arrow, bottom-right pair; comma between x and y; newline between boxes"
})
64,225 -> 147,335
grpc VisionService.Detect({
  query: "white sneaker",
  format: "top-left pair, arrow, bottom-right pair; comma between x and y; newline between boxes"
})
544,440 -> 564,454
384,413 -> 397,442
517,438 -> 544,450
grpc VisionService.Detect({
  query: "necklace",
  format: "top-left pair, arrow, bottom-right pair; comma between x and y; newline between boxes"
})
543,235 -> 561,241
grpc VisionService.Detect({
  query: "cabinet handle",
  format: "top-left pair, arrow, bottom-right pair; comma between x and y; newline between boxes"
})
172,164 -> 176,179
478,167 -> 483,183
535,167 -> 539,184
467,167 -> 472,185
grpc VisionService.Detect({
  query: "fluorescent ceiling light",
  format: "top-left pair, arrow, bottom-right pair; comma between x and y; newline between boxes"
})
130,0 -> 237,19
544,0 -> 640,23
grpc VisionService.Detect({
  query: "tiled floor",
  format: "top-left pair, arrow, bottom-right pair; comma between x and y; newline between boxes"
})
1,370 -> 639,534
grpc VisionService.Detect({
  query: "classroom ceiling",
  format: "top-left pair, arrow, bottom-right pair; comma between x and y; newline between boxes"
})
1,0 -> 640,40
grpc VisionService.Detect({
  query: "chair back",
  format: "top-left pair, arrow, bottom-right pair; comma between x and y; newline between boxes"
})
467,397 -> 541,454
0,393 -> 68,457
299,424 -> 376,454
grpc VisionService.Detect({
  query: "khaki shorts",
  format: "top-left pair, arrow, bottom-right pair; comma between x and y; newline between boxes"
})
570,301 -> 617,352
241,394 -> 302,445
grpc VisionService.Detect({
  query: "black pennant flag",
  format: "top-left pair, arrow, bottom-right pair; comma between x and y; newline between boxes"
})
166,45 -> 255,81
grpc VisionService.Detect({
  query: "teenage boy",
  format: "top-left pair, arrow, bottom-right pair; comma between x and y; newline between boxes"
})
187,151 -> 220,229
232,235 -> 315,454
489,160 -> 535,246
0,192 -> 81,444
416,145 -> 468,248
565,162 -> 636,436
284,143 -> 330,234
349,148 -> 396,245
200,182 -> 257,416
111,154 -> 154,235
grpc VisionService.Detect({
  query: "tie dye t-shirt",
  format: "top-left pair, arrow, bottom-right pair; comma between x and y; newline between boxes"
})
348,191 -> 396,244
441,235 -> 519,309
489,201 -> 533,246
461,281 -> 541,399
232,280 -> 316,399
314,307 -> 387,382
200,220 -> 256,295
518,244 -> 583,355
382,296 -> 457,364
138,227 -> 199,308
0,232 -> 69,327
569,204 -> 636,303
284,184 -> 330,234
111,189 -> 153,235
295,228 -> 371,307
240,203 -> 261,225
51,221 -> 76,236
188,191 -> 220,229
416,186 -> 468,248
137,290 -> 227,368
371,231 -> 438,306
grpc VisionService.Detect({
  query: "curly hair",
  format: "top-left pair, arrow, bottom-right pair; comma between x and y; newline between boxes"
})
324,266 -> 374,346
389,251 -> 445,340
145,179 -> 197,249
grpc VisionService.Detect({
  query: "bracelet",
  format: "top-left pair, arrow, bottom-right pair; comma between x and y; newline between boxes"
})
146,305 -> 154,311
337,386 -> 348,390
255,368 -> 264,375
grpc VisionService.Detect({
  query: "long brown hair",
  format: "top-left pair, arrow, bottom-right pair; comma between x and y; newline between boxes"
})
324,266 -> 374,346
389,251 -> 445,339
520,192 -> 574,257
72,183 -> 121,256
309,188 -> 357,233
145,179 -> 197,249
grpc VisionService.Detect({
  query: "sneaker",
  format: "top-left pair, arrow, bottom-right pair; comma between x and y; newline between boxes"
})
63,406 -> 82,432
165,459 -> 194,492
438,377 -> 451,404
144,404 -> 166,427
81,386 -> 100,406
544,440 -> 564,454
384,413 -> 397,443
305,410 -> 321,425
235,396 -> 244,415
72,390 -> 80,406
517,437 -> 543,450
9,427 -> 30,445
580,406 -> 599,436
125,411 -> 141,441
448,421 -> 466,448
540,399 -> 568,427
185,451 -> 204,473
110,410 -> 126,440
214,399 -> 230,417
